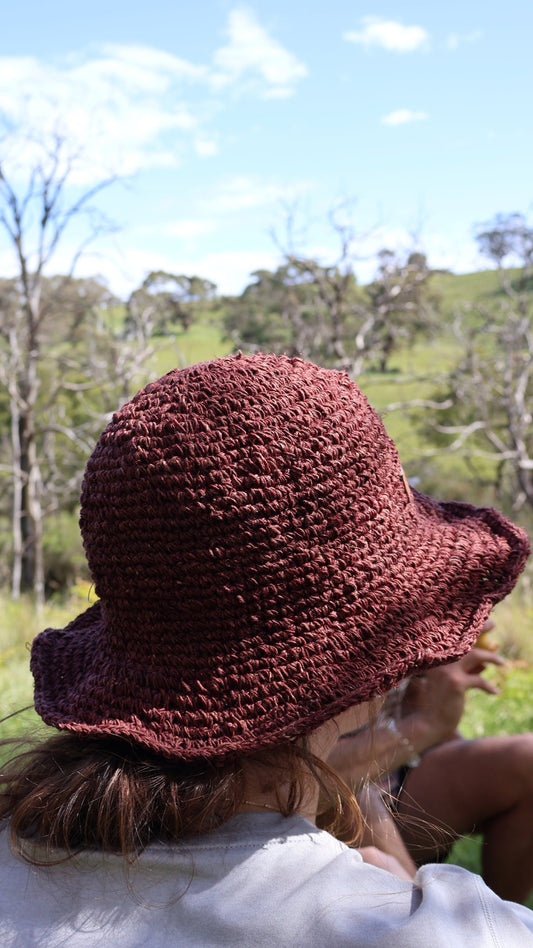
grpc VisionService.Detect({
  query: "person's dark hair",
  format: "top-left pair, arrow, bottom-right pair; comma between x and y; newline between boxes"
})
0,732 -> 362,865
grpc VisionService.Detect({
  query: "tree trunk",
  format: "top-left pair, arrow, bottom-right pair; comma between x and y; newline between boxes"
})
7,326 -> 24,599
9,390 -> 23,600
18,331 -> 45,608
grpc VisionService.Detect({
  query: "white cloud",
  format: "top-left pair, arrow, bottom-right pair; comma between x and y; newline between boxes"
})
446,30 -> 483,51
212,8 -> 307,97
97,43 -> 208,83
93,244 -> 281,297
382,109 -> 428,126
344,17 -> 429,53
422,231 -> 486,275
0,48 -> 201,183
263,85 -> 295,100
203,174 -> 314,214
0,9 -> 306,184
0,55 -> 42,85
194,137 -> 219,158
350,225 -> 487,284
162,220 -> 217,239
179,249 -> 281,294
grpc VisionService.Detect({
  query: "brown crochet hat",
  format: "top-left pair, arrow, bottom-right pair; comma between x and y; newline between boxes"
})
31,353 -> 529,761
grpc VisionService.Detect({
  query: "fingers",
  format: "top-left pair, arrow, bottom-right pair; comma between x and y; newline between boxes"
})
462,673 -> 500,696
460,647 -> 505,670
457,648 -> 504,694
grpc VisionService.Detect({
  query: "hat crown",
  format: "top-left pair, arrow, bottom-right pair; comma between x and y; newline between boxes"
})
80,353 -> 404,631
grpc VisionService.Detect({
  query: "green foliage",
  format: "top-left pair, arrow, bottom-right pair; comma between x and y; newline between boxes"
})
461,663 -> 533,738
223,262 -> 369,364
223,265 -> 319,355
1,256 -> 532,600
223,252 -> 439,374
0,272 -> 138,597
43,511 -> 90,594
418,315 -> 533,518
126,271 -> 218,338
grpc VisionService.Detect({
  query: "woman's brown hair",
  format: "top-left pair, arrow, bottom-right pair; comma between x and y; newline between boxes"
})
0,731 -> 362,865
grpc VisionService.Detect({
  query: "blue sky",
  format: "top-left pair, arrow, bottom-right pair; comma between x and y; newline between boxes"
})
0,0 -> 531,296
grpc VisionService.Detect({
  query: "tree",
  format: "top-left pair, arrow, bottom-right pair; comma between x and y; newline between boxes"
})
358,250 -> 438,373
225,209 -> 439,376
0,131 -> 150,604
419,217 -> 533,516
223,262 -> 344,359
476,213 -> 533,287
126,271 -> 217,339
283,257 -> 361,367
423,307 -> 533,513
225,206 -> 369,369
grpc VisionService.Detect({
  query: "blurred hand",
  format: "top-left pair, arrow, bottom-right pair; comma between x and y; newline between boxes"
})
327,620 -> 505,783
400,620 -> 505,746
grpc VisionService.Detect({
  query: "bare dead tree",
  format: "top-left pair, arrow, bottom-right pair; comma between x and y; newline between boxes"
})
283,206 -> 360,366
265,203 -> 376,371
0,132 -> 151,604
414,216 -> 533,514
425,303 -> 533,512
357,250 -> 439,373
269,205 -> 439,375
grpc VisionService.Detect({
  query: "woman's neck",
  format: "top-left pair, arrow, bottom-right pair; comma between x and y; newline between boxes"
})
237,704 -> 374,822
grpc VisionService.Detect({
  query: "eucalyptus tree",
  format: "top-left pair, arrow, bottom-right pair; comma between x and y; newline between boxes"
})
419,214 -> 533,517
225,228 -> 437,376
0,132 -> 151,603
361,250 -> 438,373
126,271 -> 218,341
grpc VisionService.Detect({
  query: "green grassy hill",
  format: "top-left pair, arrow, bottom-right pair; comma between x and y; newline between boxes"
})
121,266 -> 511,391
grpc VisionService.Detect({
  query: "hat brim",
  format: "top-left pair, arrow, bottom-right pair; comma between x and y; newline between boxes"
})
31,489 -> 529,761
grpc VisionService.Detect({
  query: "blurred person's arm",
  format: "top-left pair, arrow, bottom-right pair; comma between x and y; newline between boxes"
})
328,643 -> 504,787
